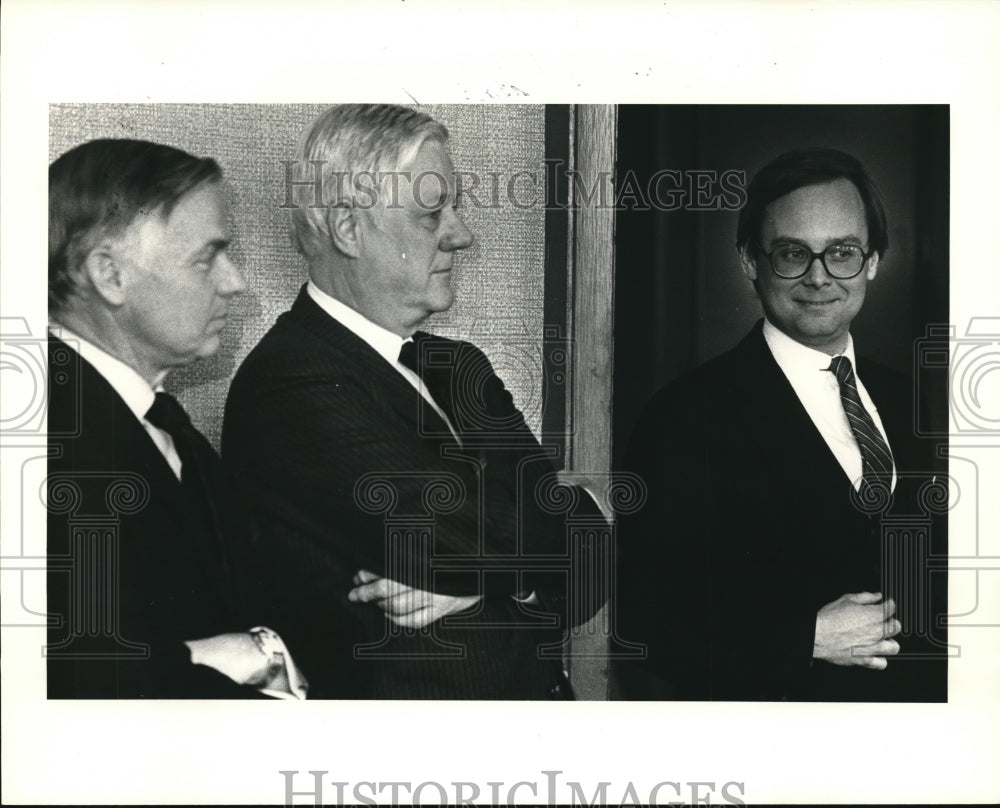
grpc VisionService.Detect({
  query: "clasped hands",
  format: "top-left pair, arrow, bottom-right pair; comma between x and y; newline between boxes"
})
813,592 -> 902,670
348,569 -> 482,629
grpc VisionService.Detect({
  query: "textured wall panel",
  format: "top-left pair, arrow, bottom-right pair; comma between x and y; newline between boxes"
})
49,104 -> 547,447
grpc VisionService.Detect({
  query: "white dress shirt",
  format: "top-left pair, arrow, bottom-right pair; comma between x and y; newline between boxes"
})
306,280 -> 460,441
49,324 -> 184,479
761,319 -> 896,492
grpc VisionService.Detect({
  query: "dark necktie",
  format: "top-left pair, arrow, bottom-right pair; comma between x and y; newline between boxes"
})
827,356 -> 894,492
398,333 -> 458,431
144,393 -> 233,607
145,391 -> 219,505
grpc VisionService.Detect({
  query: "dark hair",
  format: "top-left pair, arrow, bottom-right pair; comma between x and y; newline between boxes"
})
49,138 -> 222,310
736,147 -> 888,259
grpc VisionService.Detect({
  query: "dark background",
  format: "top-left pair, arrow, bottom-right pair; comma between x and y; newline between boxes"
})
612,105 -> 949,467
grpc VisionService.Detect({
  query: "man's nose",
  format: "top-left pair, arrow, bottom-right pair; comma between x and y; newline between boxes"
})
216,252 -> 248,296
439,208 -> 474,252
802,254 -> 831,285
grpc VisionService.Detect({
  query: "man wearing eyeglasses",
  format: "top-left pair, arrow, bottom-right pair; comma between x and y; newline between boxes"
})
616,148 -> 946,701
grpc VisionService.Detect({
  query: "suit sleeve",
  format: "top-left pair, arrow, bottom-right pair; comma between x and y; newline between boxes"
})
616,384 -> 816,700
222,339 -> 606,623
46,342 -> 266,699
454,342 -> 610,626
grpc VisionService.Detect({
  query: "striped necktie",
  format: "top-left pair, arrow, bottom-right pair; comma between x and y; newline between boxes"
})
827,355 -> 894,493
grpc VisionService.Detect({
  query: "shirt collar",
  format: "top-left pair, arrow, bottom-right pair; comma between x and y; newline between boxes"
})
762,317 -> 857,377
306,280 -> 410,364
49,324 -> 162,422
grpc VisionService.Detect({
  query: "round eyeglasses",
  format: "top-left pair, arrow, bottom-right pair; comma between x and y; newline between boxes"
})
757,242 -> 875,280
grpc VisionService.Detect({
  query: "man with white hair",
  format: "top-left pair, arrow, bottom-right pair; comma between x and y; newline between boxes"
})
223,104 -> 605,699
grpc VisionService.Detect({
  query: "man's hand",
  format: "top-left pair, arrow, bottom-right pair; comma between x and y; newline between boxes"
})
348,569 -> 481,629
813,592 -> 902,669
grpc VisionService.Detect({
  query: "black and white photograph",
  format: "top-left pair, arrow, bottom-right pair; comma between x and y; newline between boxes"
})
612,105 -> 951,703
2,1 -> 999,805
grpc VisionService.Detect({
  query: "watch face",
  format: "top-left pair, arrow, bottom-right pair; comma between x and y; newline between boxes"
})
250,627 -> 282,662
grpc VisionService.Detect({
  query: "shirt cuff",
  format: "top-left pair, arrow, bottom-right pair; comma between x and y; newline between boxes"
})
250,626 -> 309,700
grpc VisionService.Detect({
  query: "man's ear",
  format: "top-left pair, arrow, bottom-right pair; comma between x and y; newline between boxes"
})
328,203 -> 362,258
866,252 -> 880,281
80,242 -> 127,307
739,245 -> 759,282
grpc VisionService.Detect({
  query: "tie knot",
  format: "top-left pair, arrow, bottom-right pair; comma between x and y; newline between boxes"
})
145,391 -> 194,438
398,339 -> 420,375
827,355 -> 854,386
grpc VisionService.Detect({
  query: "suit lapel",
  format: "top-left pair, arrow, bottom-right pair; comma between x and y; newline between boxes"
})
53,336 -> 183,496
855,355 -> 931,516
286,287 -> 459,443
54,337 -> 232,575
729,324 -> 855,495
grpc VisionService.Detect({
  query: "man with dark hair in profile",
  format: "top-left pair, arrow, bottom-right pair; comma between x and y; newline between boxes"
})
47,138 -> 306,698
616,147 -> 947,702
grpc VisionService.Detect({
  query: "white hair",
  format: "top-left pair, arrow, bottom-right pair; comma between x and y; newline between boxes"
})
289,104 -> 449,259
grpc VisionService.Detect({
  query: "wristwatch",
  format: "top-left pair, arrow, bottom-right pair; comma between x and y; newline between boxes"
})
248,626 -> 285,673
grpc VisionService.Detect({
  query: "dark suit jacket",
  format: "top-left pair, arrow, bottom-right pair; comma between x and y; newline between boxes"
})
47,336 -> 263,698
616,322 -> 948,701
221,287 -> 604,699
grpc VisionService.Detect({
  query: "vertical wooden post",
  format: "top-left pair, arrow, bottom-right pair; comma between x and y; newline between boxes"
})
566,104 -> 617,699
